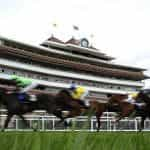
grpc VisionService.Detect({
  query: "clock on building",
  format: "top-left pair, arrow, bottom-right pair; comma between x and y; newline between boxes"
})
80,38 -> 89,48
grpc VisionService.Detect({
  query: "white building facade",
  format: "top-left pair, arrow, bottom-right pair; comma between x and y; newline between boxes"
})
0,35 -> 148,100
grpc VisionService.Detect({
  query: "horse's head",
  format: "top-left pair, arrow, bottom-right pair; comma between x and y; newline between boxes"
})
108,94 -> 128,105
55,89 -> 72,101
137,89 -> 150,104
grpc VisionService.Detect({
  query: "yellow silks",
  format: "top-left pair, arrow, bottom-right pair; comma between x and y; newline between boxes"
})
130,92 -> 138,99
71,86 -> 86,99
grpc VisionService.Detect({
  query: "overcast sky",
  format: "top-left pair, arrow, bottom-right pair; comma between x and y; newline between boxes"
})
0,0 -> 150,87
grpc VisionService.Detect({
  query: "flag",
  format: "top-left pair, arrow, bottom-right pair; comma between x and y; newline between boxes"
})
52,23 -> 57,27
73,25 -> 79,31
51,21 -> 58,28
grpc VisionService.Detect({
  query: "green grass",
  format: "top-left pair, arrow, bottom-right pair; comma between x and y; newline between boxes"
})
0,131 -> 150,150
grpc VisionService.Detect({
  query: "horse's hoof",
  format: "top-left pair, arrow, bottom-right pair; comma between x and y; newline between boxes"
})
139,129 -> 143,132
32,127 -> 38,132
1,129 -> 5,132
96,128 -> 100,132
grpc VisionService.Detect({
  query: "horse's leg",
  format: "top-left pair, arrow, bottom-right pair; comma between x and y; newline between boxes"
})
54,109 -> 65,119
64,118 -> 73,129
18,114 -> 30,129
139,116 -> 146,132
53,109 -> 67,127
2,113 -> 13,131
115,115 -> 122,122
96,113 -> 101,132
63,109 -> 83,130
115,104 -> 133,123
115,106 -> 134,130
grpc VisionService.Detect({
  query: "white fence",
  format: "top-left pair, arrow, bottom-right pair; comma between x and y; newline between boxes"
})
1,111 -> 150,131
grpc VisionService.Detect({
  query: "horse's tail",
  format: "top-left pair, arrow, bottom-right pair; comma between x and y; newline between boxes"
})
0,88 -> 6,104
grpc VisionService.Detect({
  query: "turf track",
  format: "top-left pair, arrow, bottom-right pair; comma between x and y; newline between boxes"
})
0,131 -> 150,150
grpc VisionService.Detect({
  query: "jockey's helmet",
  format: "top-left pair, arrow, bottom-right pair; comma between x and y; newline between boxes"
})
69,83 -> 76,91
11,75 -> 18,80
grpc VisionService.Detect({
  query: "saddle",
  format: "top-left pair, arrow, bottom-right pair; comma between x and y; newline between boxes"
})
6,90 -> 37,103
56,89 -> 88,110
18,93 -> 37,103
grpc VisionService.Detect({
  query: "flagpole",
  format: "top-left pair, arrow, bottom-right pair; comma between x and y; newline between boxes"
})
51,22 -> 58,37
72,25 -> 80,39
90,34 -> 94,47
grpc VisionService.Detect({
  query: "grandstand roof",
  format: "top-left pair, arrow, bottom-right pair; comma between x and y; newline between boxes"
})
0,36 -> 146,72
42,36 -> 114,61
0,44 -> 148,81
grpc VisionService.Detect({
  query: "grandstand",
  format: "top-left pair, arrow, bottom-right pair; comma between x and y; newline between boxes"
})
0,35 -> 148,99
0,34 -> 149,130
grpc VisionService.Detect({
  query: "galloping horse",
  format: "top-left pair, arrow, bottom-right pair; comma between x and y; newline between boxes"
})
0,87 -> 60,130
108,93 -> 147,131
89,100 -> 117,131
55,89 -> 120,131
0,86 -> 122,131
0,87 -> 87,130
55,89 -> 150,131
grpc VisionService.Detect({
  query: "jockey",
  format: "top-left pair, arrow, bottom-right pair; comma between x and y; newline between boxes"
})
126,92 -> 145,107
126,93 -> 138,104
69,84 -> 89,107
11,75 -> 38,101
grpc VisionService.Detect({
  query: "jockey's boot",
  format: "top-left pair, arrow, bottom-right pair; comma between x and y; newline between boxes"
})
135,103 -> 146,111
78,100 -> 89,109
85,101 -> 90,108
82,103 -> 89,110
61,110 -> 70,118
82,101 -> 90,109
29,94 -> 37,102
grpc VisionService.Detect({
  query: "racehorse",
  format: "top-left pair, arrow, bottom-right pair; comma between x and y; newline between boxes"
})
56,89 -> 150,131
55,89 -> 120,131
0,87 -> 58,130
0,86 -> 121,132
89,100 -> 117,131
0,87 -> 86,131
135,89 -> 150,104
108,94 -> 147,131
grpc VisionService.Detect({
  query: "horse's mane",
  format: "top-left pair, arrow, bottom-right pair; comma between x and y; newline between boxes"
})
0,87 -> 7,92
57,89 -> 71,97
36,92 -> 55,102
111,94 -> 127,99
137,89 -> 150,103
108,94 -> 128,104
